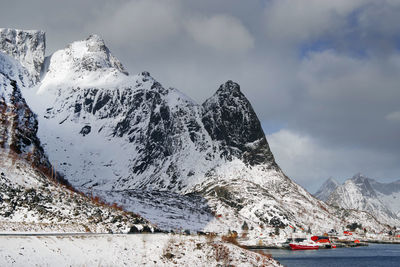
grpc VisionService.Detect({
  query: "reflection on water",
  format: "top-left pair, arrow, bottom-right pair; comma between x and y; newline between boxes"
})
258,244 -> 400,267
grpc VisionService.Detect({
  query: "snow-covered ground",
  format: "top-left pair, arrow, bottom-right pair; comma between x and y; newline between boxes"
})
0,233 -> 281,266
0,153 -> 154,234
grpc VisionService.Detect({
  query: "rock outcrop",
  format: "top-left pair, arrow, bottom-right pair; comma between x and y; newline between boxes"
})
0,28 -> 45,82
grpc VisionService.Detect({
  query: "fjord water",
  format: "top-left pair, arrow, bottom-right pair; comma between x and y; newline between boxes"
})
261,244 -> 400,267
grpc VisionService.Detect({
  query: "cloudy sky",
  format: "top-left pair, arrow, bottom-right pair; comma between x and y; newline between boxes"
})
1,0 -> 400,192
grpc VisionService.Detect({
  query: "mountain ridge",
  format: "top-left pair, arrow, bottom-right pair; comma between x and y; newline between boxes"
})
314,177 -> 339,202
1,28 -> 394,237
0,51 -> 155,233
316,173 -> 400,226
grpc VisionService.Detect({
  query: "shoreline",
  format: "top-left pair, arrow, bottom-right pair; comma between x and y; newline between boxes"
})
361,239 -> 400,244
245,240 -> 400,251
243,241 -> 395,250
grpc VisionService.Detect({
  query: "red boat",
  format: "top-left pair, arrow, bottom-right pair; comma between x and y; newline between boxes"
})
289,243 -> 319,250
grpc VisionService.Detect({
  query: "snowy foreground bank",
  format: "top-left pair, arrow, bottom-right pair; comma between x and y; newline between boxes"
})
0,233 -> 281,266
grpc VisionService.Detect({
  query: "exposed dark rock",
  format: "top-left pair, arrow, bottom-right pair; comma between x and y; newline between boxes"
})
128,225 -> 139,233
0,76 -> 50,169
202,80 -> 277,167
80,125 -> 91,136
142,225 -> 152,233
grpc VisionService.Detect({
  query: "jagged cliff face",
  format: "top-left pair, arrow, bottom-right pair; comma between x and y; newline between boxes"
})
0,52 -> 49,168
1,29 -> 392,234
202,81 -> 277,167
0,29 -> 45,82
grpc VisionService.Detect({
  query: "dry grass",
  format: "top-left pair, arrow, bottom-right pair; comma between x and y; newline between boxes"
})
253,249 -> 272,259
221,234 -> 239,246
213,243 -> 231,265
221,231 -> 241,247
205,232 -> 217,243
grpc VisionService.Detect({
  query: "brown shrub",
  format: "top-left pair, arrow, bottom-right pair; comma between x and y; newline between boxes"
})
213,243 -> 230,264
111,202 -> 124,211
254,249 -> 272,259
163,252 -> 175,260
221,234 -> 239,246
205,232 -> 217,243
83,224 -> 91,233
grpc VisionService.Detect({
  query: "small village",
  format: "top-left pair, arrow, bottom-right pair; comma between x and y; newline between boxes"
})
229,224 -> 400,250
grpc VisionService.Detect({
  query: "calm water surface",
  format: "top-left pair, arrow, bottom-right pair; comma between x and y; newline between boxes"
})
260,244 -> 400,267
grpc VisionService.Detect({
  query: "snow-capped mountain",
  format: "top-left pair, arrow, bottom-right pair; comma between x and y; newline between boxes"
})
314,177 -> 339,202
321,173 -> 400,226
0,29 -> 45,82
23,34 -> 282,195
1,28 -> 393,235
369,179 -> 400,218
0,50 -> 154,233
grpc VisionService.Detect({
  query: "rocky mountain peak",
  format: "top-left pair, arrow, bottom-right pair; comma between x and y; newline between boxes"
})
314,177 -> 339,201
38,34 -> 128,95
0,28 -> 45,82
216,80 -> 241,94
327,177 -> 339,184
202,80 -> 277,167
350,173 -> 376,196
73,34 -> 128,75
352,172 -> 368,181
86,34 -> 104,44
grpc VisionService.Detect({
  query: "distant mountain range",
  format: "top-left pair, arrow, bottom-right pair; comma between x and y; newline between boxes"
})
314,177 -> 340,202
315,173 -> 400,226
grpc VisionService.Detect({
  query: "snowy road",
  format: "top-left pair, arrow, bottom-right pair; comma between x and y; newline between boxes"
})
0,233 -> 281,266
0,232 -> 111,236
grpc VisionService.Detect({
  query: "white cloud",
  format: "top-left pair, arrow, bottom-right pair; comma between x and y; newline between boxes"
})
185,14 -> 254,53
267,129 -> 332,186
386,111 -> 400,122
297,49 -> 400,117
87,0 -> 181,46
298,50 -> 375,99
267,129 -> 398,192
263,0 -> 365,44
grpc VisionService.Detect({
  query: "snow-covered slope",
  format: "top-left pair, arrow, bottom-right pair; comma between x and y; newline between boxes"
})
0,154 -> 154,233
369,179 -> 400,218
37,34 -> 128,96
327,174 -> 400,226
2,30 -> 392,236
0,52 -> 46,167
0,234 -> 282,266
0,28 -> 45,82
0,51 -> 154,233
314,177 -> 339,202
